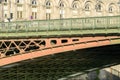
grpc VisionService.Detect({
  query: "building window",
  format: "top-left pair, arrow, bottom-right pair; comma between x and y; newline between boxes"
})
10,13 -> 13,19
109,6 -> 113,13
35,12 -> 37,19
5,0 -> 7,2
17,11 -> 22,19
20,11 -> 22,18
95,3 -> 102,12
72,2 -> 79,17
17,0 -> 20,3
85,4 -> 90,11
46,13 -> 50,20
4,14 -> 7,18
72,3 -> 79,9
59,2 -> 64,8
59,1 -> 65,19
46,1 -> 51,8
16,0 -> 23,4
32,12 -> 37,19
46,1 -> 51,20
32,0 -> 37,5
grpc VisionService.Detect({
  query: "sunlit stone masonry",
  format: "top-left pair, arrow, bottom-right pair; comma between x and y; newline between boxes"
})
0,0 -> 120,22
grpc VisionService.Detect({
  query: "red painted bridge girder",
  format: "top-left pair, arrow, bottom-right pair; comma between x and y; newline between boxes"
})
0,36 -> 120,66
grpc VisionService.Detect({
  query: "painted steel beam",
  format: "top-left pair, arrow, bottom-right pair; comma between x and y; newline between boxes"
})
0,36 -> 120,66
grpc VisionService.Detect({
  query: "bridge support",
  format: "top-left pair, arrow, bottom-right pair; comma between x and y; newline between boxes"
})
0,36 -> 120,66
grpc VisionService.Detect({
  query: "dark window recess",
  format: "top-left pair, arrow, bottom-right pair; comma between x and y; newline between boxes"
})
17,0 -> 19,3
4,14 -> 7,18
5,0 -> 7,2
32,1 -> 36,4
61,40 -> 68,43
10,13 -> 13,19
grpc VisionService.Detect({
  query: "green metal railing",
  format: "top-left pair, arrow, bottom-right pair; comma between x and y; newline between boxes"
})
0,15 -> 120,37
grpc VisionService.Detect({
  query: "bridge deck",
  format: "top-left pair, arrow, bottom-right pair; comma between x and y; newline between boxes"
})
0,29 -> 119,38
0,15 -> 120,38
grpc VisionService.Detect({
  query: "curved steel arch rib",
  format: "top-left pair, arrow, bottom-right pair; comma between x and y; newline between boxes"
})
0,36 -> 120,66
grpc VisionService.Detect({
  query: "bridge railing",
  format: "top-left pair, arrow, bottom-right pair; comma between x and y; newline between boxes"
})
0,15 -> 120,32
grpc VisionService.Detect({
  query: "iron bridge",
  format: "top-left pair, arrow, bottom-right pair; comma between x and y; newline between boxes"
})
0,15 -> 120,66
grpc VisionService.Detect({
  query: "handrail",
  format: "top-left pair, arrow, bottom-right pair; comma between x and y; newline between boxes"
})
0,15 -> 120,33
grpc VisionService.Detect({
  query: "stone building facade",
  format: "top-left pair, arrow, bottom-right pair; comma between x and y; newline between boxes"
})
0,0 -> 120,22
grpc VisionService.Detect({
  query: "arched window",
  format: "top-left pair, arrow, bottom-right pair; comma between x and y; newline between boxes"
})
17,0 -> 20,3
72,3 -> 79,9
16,0 -> 23,4
95,3 -> 102,12
5,0 -> 7,2
32,0 -> 37,5
59,1 -> 65,19
59,3 -> 64,8
46,1 -> 51,20
46,1 -> 51,7
85,4 -> 90,11
72,1 -> 79,18
109,6 -> 113,13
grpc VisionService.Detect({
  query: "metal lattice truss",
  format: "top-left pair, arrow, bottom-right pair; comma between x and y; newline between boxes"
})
0,39 -> 46,58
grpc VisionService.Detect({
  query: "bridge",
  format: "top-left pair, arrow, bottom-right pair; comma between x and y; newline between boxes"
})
0,15 -> 120,66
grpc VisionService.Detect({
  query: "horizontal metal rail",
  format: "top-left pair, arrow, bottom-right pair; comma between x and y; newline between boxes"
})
0,15 -> 120,37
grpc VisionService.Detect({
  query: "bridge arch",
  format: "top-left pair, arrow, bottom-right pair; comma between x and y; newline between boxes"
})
0,36 -> 120,66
